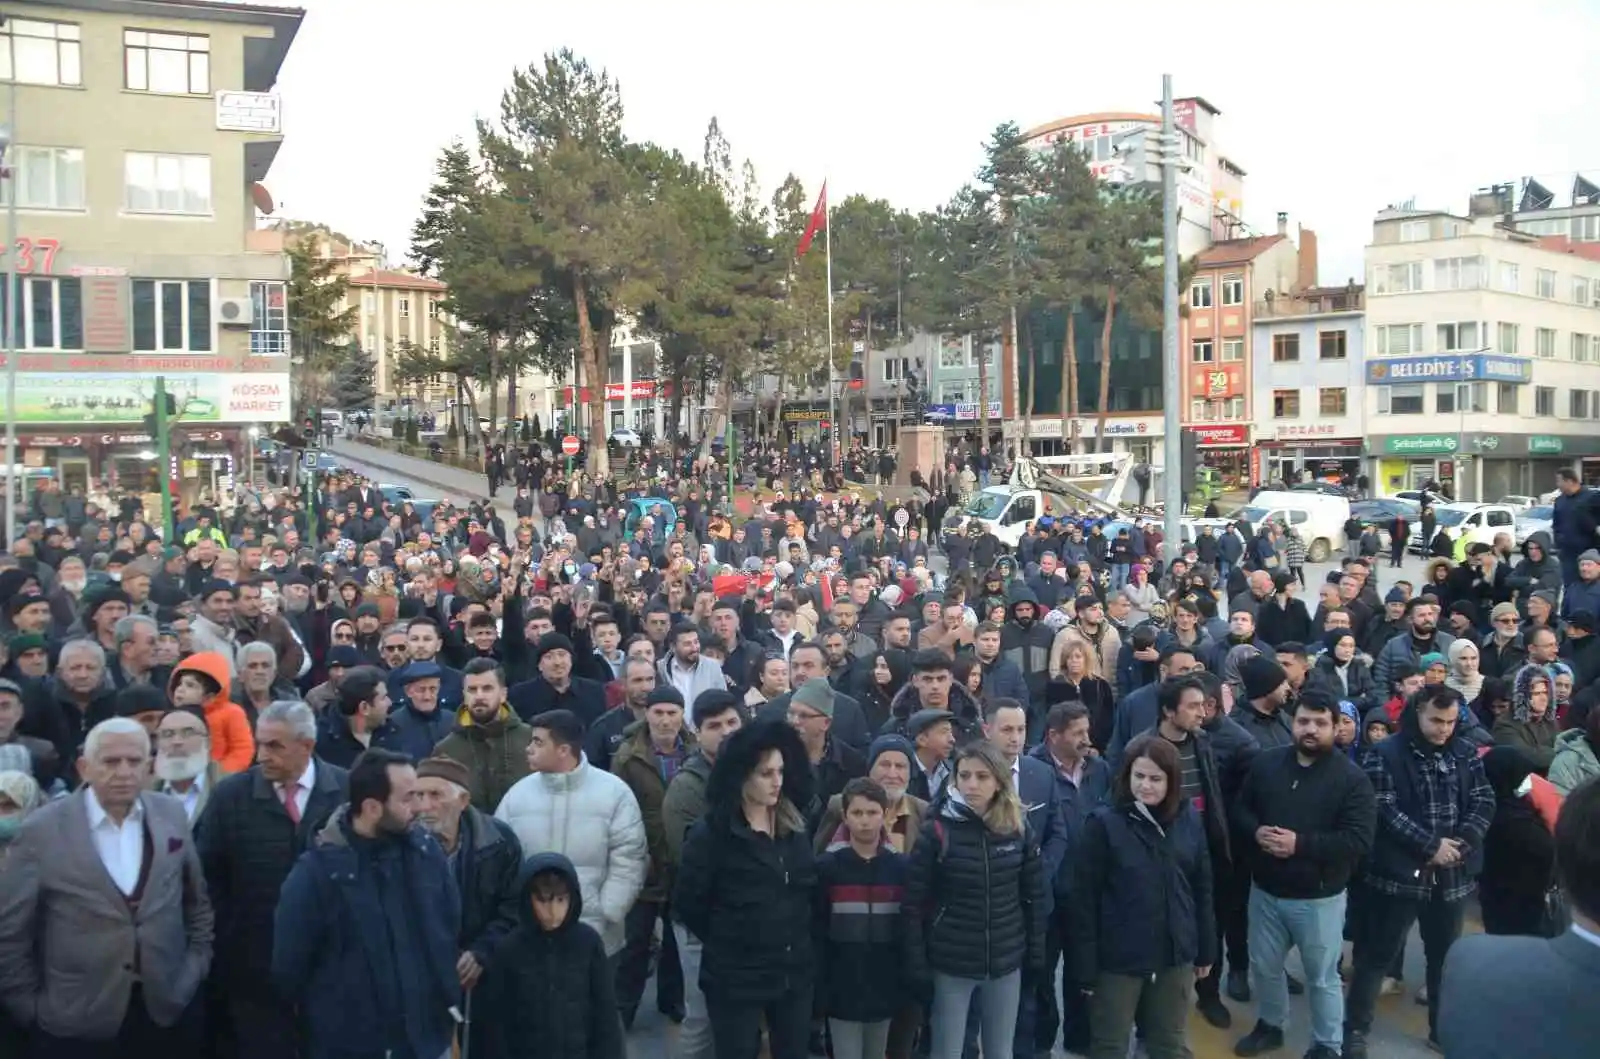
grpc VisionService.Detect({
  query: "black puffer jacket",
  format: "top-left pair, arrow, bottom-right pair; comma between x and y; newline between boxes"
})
1065,800 -> 1215,985
477,853 -> 626,1059
902,794 -> 1046,982
674,721 -> 818,1005
453,806 -> 524,965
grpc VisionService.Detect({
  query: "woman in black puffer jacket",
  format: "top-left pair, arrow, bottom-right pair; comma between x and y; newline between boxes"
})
1067,734 -> 1215,1059
675,720 -> 817,1059
1305,629 -> 1377,709
903,741 -> 1046,1059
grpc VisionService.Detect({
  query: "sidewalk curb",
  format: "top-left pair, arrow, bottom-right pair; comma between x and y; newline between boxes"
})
330,442 -> 503,504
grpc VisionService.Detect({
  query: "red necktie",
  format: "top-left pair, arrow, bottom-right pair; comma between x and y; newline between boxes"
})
281,784 -> 301,825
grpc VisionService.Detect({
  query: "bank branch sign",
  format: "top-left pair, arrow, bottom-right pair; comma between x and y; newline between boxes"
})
1366,355 -> 1532,385
1384,435 -> 1458,456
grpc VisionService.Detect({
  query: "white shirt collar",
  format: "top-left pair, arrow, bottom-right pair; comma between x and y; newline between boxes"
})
85,786 -> 144,829
277,758 -> 316,793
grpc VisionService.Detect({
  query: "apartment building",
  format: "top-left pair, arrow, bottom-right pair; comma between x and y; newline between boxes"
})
1364,201 -> 1600,500
1,0 -> 300,504
1183,216 -> 1317,483
1251,285 -> 1365,486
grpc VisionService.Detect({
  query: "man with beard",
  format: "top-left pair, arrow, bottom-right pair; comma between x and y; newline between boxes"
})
411,756 -> 522,1005
435,659 -> 535,812
272,748 -> 462,1059
1001,588 -> 1054,735
1230,692 -> 1375,1059
1371,597 -> 1456,693
1341,686 -> 1493,1058
152,705 -> 223,822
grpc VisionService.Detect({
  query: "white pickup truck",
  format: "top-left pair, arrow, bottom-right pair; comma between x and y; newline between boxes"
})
1413,502 -> 1520,555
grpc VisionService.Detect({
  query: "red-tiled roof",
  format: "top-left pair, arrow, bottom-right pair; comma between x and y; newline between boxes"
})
1195,234 -> 1286,267
349,269 -> 447,291
1536,236 -> 1600,263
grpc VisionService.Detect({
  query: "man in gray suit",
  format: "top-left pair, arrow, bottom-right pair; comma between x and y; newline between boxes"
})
0,716 -> 214,1057
1439,776 -> 1600,1058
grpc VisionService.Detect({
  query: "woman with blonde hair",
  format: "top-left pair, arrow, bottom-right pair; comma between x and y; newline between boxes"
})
1050,639 -> 1116,750
903,741 -> 1046,1059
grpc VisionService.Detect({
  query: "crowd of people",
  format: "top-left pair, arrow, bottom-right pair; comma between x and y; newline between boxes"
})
0,459 -> 1598,1059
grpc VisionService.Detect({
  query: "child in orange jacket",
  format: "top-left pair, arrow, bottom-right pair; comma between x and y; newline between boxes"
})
168,651 -> 255,773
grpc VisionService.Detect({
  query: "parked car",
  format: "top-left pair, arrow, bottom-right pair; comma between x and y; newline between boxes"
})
1410,502 -> 1519,555
609,427 -> 643,448
1393,489 -> 1450,507
1290,480 -> 1355,498
1515,504 -> 1555,547
1496,495 -> 1541,512
1349,497 -> 1420,525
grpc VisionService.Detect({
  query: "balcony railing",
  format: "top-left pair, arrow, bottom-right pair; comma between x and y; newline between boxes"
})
251,330 -> 290,356
1253,289 -> 1364,318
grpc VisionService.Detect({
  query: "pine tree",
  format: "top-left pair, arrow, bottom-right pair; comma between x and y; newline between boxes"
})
287,238 -> 358,410
410,140 -> 478,278
330,352 -> 376,410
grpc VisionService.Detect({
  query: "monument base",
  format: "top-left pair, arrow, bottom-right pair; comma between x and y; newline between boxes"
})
896,425 -> 943,487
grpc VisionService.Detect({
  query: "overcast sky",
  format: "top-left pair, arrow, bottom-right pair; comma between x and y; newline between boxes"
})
269,0 -> 1600,286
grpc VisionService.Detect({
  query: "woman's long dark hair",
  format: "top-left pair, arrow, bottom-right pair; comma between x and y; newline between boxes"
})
1113,734 -> 1184,824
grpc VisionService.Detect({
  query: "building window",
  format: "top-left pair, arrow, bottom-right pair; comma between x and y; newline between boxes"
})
427,299 -> 439,320
124,152 -> 211,215
1497,262 -> 1519,292
428,336 -> 440,356
1436,321 -> 1480,352
1318,330 -> 1347,360
1375,323 -> 1423,355
1221,274 -> 1244,305
131,279 -> 212,352
1190,279 -> 1213,309
1398,220 -> 1429,242
1220,338 -> 1243,362
1535,386 -> 1556,416
1272,389 -> 1300,418
883,357 -> 908,382
1573,333 -> 1592,362
361,292 -> 375,315
1536,328 -> 1557,358
1575,277 -> 1592,305
1536,269 -> 1557,299
1496,383 -> 1518,414
1377,384 -> 1426,415
0,146 -> 86,211
1191,339 -> 1213,363
1570,390 -> 1591,419
362,333 -> 374,354
1319,387 -> 1347,416
0,18 -> 81,87
123,30 -> 208,94
1271,334 -> 1299,362
1376,262 -> 1423,293
1497,322 -> 1520,355
1223,396 -> 1244,420
0,276 -> 83,349
398,297 -> 410,319
1459,382 -> 1488,412
1433,256 -> 1483,290
249,280 -> 288,355
1436,385 -> 1457,415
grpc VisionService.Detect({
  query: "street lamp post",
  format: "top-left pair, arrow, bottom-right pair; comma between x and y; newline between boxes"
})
1,32 -> 18,548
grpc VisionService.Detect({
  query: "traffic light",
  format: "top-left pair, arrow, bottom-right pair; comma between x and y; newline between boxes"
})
142,393 -> 178,438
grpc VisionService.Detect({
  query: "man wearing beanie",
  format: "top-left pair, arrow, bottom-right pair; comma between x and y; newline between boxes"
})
785,677 -> 865,815
411,756 -> 523,997
508,631 -> 606,728
1563,548 -> 1600,619
1236,654 -> 1294,749
190,580 -> 240,675
611,685 -> 695,1027
1480,602 -> 1528,679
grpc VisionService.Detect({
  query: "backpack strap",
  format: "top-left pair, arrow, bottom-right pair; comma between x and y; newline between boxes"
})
931,818 -> 948,862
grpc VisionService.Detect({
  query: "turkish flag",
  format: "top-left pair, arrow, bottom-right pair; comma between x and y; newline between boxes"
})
796,183 -> 827,258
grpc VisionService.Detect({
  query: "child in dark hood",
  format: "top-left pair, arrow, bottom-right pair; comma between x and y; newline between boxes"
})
476,852 -> 626,1059
1362,707 -> 1395,752
1335,700 -> 1361,758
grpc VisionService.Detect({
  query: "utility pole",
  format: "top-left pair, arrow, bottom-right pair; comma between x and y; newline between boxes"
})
154,376 -> 174,542
1160,74 -> 1183,552
1,24 -> 18,550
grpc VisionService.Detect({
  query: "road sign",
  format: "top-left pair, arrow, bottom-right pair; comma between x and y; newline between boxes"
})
302,449 -> 319,470
561,435 -> 581,457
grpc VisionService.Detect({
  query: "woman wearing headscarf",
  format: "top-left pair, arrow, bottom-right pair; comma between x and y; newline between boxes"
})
1477,746 -> 1557,936
1493,666 -> 1560,772
855,651 -> 909,735
1469,676 -> 1513,733
1306,629 -> 1375,708
1444,639 -> 1484,706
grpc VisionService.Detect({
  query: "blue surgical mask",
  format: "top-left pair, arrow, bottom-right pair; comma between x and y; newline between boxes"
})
0,815 -> 24,842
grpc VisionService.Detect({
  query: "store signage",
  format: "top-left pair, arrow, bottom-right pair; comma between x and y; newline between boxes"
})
1069,417 -> 1156,438
1189,363 -> 1244,399
1190,424 -> 1249,447
1529,435 -> 1565,455
782,409 -> 828,422
1469,435 -> 1501,452
9,373 -> 292,425
1366,354 -> 1532,386
1275,423 -> 1340,438
1383,434 -> 1458,455
560,380 -> 673,403
924,402 -> 1002,422
5,434 -> 84,447
12,237 -> 61,275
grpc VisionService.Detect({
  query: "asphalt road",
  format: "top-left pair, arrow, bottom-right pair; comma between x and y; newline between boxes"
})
338,441 -> 1451,1059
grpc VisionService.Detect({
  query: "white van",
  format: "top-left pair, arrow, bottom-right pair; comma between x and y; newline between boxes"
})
1228,490 -> 1352,563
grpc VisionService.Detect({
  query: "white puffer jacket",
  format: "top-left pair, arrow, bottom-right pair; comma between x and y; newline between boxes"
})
494,756 -> 647,954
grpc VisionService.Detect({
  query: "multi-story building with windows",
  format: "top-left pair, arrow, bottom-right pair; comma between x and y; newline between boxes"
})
1251,285 -> 1365,486
1,0 -> 300,506
1364,197 -> 1600,499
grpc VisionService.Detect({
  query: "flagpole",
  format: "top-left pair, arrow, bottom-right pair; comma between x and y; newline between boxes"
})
824,183 -> 837,469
